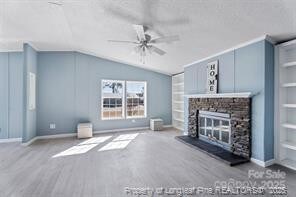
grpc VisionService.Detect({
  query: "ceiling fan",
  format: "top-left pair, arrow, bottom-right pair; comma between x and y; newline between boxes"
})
108,25 -> 179,63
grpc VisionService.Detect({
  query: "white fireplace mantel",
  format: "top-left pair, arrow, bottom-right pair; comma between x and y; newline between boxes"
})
184,92 -> 252,98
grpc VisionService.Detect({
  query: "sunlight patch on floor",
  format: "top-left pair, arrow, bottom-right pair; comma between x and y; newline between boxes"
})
98,140 -> 131,151
79,136 -> 112,145
113,133 -> 139,141
52,136 -> 112,158
98,133 -> 139,152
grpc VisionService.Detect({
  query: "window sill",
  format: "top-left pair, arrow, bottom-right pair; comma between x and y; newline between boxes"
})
101,118 -> 125,121
126,116 -> 147,119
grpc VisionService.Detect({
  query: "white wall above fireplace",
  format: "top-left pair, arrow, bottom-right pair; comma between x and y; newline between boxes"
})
184,92 -> 252,98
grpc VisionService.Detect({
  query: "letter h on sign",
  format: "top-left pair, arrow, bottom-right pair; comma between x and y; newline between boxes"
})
206,60 -> 218,94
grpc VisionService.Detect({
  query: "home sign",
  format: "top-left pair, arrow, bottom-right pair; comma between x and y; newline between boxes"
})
206,60 -> 218,94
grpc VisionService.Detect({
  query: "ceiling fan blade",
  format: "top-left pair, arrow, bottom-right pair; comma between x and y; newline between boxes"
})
108,40 -> 139,44
148,45 -> 166,55
150,35 -> 179,43
133,25 -> 146,42
48,1 -> 63,6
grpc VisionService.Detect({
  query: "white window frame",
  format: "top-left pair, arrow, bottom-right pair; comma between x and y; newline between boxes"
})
126,81 -> 147,119
101,79 -> 125,120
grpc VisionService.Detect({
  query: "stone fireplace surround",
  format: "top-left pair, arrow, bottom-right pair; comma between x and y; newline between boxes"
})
187,93 -> 252,159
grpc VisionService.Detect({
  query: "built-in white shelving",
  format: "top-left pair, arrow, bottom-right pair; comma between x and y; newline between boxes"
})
172,73 -> 184,131
283,104 -> 296,108
174,118 -> 184,122
280,159 -> 296,171
282,123 -> 296,130
282,61 -> 296,68
275,39 -> 296,170
173,91 -> 184,94
173,109 -> 184,113
173,82 -> 184,86
173,100 -> 183,104
282,141 -> 296,151
282,83 -> 296,87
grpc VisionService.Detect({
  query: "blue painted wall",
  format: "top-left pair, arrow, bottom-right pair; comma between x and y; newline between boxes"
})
22,43 -> 38,142
184,40 -> 274,162
0,52 -> 23,139
37,52 -> 172,136
264,41 -> 275,161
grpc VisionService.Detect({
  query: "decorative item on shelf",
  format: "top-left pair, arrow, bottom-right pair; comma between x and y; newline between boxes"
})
206,60 -> 218,94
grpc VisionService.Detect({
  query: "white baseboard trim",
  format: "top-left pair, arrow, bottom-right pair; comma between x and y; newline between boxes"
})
22,125 -> 172,146
163,124 -> 173,128
22,133 -> 76,146
251,158 -> 276,167
21,137 -> 38,146
37,133 -> 77,140
0,138 -> 22,143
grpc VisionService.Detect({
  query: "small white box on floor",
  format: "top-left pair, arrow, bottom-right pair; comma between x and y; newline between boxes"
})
77,123 -> 93,138
150,119 -> 163,131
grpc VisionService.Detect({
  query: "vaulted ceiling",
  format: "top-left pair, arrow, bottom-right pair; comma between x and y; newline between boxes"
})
1,0 -> 296,75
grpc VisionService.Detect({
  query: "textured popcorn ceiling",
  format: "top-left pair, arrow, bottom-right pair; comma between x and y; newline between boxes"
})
0,0 -> 296,74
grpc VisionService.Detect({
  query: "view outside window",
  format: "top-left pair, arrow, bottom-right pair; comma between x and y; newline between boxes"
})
126,81 -> 146,118
101,80 -> 124,120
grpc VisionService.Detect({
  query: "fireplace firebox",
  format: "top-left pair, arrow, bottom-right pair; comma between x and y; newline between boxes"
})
198,111 -> 231,151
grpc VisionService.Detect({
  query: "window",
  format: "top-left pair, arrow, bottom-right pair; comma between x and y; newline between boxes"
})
126,81 -> 146,118
101,80 -> 147,120
101,80 -> 125,120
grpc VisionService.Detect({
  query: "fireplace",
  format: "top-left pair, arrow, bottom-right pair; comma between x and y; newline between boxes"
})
198,110 -> 231,151
187,94 -> 252,159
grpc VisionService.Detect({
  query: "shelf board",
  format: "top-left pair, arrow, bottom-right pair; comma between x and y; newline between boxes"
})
281,141 -> 296,151
280,159 -> 296,171
174,118 -> 184,122
279,39 -> 296,48
282,83 -> 296,87
282,61 -> 296,68
282,123 -> 296,130
173,82 -> 184,86
173,100 -> 184,104
283,104 -> 296,108
173,109 -> 184,113
173,92 -> 184,94
174,126 -> 184,131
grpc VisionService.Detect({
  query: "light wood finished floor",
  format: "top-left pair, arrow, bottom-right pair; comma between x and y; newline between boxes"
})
0,129 -> 295,197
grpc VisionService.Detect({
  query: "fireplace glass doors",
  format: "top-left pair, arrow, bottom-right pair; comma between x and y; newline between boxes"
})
198,111 -> 231,150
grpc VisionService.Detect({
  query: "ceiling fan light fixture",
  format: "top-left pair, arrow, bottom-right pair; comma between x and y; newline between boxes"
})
108,24 -> 179,63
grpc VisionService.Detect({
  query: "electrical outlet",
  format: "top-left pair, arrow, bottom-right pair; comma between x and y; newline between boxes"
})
49,123 -> 56,129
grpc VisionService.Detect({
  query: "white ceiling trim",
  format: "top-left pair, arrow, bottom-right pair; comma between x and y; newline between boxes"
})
183,35 -> 274,68
0,49 -> 22,52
